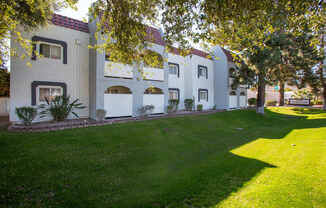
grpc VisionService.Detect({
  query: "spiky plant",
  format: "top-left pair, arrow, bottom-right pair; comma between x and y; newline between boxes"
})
39,96 -> 85,122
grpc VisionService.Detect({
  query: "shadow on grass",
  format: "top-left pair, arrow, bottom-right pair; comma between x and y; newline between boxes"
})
291,107 -> 326,115
1,108 -> 326,208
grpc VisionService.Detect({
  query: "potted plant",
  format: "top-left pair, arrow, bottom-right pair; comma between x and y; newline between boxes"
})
138,105 -> 155,117
184,99 -> 194,111
96,109 -> 107,121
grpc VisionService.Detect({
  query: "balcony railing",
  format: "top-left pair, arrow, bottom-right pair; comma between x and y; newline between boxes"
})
104,61 -> 133,79
143,67 -> 164,81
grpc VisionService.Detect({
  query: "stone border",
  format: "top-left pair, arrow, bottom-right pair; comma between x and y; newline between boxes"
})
8,110 -> 227,133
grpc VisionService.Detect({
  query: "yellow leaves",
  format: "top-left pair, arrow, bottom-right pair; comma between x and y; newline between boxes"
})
26,62 -> 32,68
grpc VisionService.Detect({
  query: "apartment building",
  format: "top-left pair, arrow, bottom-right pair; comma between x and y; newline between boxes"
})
9,14 -> 247,122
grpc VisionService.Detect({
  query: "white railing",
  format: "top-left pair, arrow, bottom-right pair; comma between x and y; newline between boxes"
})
239,96 -> 246,107
143,94 -> 165,114
229,96 -> 238,108
104,61 -> 133,78
104,94 -> 133,117
0,97 -> 9,115
143,67 -> 164,81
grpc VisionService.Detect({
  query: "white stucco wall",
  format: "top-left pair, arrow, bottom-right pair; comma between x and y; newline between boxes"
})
188,55 -> 215,110
10,24 -> 90,122
167,53 -> 186,109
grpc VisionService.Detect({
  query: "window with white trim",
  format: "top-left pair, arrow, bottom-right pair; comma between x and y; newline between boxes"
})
169,89 -> 179,100
39,43 -> 62,60
37,86 -> 63,103
198,65 -> 208,78
199,89 -> 208,101
169,63 -> 179,76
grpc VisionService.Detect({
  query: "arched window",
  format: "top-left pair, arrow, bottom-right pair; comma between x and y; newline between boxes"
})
143,50 -> 164,69
144,87 -> 163,94
105,86 -> 132,94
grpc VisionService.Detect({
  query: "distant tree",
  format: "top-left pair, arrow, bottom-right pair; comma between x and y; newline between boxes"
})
0,69 -> 10,97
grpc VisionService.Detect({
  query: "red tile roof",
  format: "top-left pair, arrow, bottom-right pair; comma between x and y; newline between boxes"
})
51,14 -> 212,59
145,26 -> 165,46
191,48 -> 211,59
222,48 -> 234,62
51,14 -> 89,33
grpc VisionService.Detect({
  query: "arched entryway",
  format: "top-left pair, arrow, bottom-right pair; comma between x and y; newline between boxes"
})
143,87 -> 164,114
104,86 -> 133,117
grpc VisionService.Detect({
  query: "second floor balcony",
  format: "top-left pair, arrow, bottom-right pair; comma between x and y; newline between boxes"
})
104,61 -> 165,81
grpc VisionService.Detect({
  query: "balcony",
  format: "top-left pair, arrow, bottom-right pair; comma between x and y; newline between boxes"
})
104,61 -> 133,79
143,67 -> 164,81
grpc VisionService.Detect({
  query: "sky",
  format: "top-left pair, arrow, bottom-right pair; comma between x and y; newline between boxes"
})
58,1 -> 95,21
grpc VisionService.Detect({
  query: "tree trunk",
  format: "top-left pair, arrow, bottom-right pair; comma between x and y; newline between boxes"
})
323,85 -> 326,110
256,74 -> 265,114
279,80 -> 285,106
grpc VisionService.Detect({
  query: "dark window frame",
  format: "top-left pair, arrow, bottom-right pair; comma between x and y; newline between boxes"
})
168,62 -> 180,78
198,89 -> 208,102
31,81 -> 67,105
31,36 -> 67,64
168,88 -> 180,101
198,65 -> 208,79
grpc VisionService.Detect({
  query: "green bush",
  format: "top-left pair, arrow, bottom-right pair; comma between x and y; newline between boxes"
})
197,104 -> 203,111
184,99 -> 194,111
248,98 -> 257,106
212,105 -> 216,110
138,105 -> 154,117
266,100 -> 278,106
311,100 -> 323,105
15,107 -> 37,126
168,99 -> 179,113
39,96 -> 85,122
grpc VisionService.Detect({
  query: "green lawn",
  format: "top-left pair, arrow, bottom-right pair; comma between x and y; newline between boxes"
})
1,107 -> 326,208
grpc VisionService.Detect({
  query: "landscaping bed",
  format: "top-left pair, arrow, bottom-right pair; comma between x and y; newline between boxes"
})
9,109 -> 225,132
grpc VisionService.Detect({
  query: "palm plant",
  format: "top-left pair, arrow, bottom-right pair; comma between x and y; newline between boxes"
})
39,96 -> 85,122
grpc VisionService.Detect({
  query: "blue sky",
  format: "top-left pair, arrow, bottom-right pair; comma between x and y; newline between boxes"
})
58,1 -> 95,20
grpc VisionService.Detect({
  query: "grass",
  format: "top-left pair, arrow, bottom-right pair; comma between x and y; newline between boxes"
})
0,107 -> 326,208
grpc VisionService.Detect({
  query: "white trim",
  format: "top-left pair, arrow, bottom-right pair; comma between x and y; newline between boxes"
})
36,85 -> 63,105
37,41 -> 63,61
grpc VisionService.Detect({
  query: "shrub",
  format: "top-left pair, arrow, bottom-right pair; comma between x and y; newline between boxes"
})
212,105 -> 216,110
197,104 -> 203,111
311,100 -> 323,105
248,98 -> 257,106
230,91 -> 237,96
266,100 -> 277,106
15,107 -> 37,126
39,96 -> 85,122
184,99 -> 194,111
96,109 -> 107,121
168,99 -> 179,113
138,105 -> 154,117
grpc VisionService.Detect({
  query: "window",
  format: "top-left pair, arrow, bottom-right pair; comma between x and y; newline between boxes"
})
198,65 -> 208,79
169,88 -> 179,100
40,43 -> 62,60
38,86 -> 63,103
168,63 -> 179,77
198,89 -> 208,102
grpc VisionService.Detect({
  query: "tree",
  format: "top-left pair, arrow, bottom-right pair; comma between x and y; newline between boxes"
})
0,0 -> 77,66
0,69 -> 10,97
90,0 -> 326,114
266,31 -> 322,106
